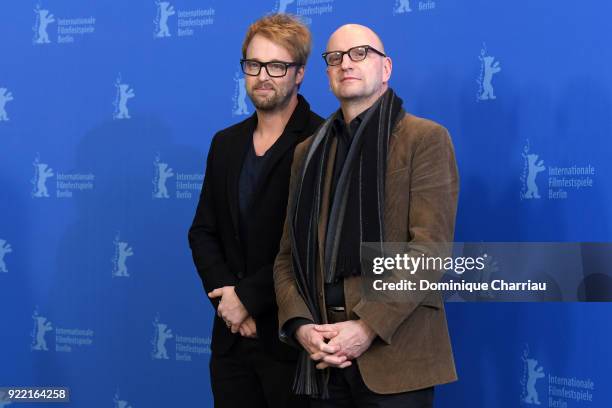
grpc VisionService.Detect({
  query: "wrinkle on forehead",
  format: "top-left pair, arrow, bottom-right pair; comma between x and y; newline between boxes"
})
326,24 -> 385,52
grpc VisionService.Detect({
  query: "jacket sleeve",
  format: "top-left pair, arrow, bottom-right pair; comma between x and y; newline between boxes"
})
188,134 -> 238,307
273,142 -> 315,344
352,125 -> 459,345
234,263 -> 275,318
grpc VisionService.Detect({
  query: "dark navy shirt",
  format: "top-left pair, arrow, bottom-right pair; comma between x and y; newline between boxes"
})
238,139 -> 269,246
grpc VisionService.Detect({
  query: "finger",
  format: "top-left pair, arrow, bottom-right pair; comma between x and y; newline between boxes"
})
208,288 -> 223,298
216,301 -> 226,315
338,361 -> 352,369
321,354 -> 347,365
230,324 -> 240,334
319,330 -> 338,340
310,351 -> 329,361
317,341 -> 339,354
239,327 -> 246,336
314,324 -> 337,332
316,361 -> 330,370
325,336 -> 343,348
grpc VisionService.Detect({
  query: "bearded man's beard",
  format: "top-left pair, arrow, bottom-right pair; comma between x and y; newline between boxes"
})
247,81 -> 294,111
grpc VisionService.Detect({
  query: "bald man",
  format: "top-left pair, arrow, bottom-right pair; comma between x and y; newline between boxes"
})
273,24 -> 459,407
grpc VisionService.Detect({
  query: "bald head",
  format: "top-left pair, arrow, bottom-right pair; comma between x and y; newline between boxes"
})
326,24 -> 385,53
324,24 -> 392,118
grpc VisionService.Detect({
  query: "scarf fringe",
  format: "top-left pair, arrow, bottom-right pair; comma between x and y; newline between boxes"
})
292,350 -> 329,399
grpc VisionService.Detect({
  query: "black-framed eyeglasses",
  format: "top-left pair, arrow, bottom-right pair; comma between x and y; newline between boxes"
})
322,45 -> 387,66
240,59 -> 302,78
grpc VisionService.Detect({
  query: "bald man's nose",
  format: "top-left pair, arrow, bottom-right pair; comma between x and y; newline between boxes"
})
340,53 -> 353,69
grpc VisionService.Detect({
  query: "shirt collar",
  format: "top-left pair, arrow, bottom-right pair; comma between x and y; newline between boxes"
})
333,108 -> 368,138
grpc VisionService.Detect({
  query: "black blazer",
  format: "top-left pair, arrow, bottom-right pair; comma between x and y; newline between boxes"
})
188,95 -> 323,359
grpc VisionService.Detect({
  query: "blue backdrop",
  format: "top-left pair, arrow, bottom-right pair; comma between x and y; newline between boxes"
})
1,1 -> 610,407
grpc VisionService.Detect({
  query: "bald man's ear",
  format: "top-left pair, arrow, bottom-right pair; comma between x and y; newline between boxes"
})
382,57 -> 392,83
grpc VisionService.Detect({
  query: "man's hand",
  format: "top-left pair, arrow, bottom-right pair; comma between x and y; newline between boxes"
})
313,320 -> 376,368
295,324 -> 351,369
239,316 -> 257,338
208,286 -> 248,333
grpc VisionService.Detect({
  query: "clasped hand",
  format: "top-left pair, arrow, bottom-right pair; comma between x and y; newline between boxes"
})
208,286 -> 257,338
295,320 -> 376,370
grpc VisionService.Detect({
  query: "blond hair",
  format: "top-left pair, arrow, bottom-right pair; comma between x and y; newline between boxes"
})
242,14 -> 312,64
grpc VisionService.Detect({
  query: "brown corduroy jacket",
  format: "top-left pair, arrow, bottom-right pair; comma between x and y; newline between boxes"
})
273,112 -> 460,394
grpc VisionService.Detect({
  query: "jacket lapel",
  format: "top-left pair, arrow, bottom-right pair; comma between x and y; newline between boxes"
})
251,94 -> 313,200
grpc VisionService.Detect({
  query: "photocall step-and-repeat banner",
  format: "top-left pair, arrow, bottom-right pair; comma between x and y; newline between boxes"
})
1,0 -> 611,407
